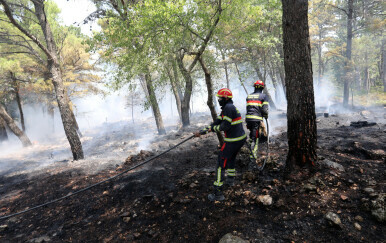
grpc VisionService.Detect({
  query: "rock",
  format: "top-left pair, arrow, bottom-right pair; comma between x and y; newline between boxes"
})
371,193 -> 385,222
257,195 -> 273,206
360,110 -> 371,117
120,212 -> 130,217
123,217 -> 131,223
325,212 -> 342,228
354,215 -> 363,222
304,183 -> 317,192
340,195 -> 348,201
319,159 -> 345,172
363,188 -> 375,194
354,222 -> 361,231
189,183 -> 198,188
219,233 -> 249,243
0,225 -> 8,232
29,236 -> 51,243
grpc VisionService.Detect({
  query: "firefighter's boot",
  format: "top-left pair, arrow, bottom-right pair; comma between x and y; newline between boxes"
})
208,186 -> 225,201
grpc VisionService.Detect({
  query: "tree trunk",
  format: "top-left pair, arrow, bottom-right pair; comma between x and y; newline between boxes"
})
282,0 -> 317,170
69,107 -> 83,137
221,49 -> 230,89
234,62 -> 248,94
0,117 -> 8,142
33,1 -> 84,160
0,104 -> 31,147
165,61 -> 182,121
10,72 -> 25,131
176,55 -> 193,127
343,0 -> 353,107
199,57 -> 224,146
144,73 -> 166,135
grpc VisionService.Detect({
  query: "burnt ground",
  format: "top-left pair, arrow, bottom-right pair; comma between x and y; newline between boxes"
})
0,107 -> 385,243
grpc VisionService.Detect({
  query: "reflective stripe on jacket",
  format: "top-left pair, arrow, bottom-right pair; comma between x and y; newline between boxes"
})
246,91 -> 268,122
211,100 -> 246,142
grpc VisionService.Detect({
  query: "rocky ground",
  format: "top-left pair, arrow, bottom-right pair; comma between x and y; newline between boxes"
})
0,106 -> 385,242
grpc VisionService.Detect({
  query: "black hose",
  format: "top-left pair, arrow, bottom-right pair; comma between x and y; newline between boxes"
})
0,135 -> 195,221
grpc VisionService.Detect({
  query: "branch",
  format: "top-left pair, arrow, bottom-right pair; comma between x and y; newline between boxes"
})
0,0 -> 53,60
187,0 -> 222,72
327,3 -> 348,16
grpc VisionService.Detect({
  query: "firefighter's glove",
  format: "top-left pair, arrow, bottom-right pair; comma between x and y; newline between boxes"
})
198,125 -> 211,136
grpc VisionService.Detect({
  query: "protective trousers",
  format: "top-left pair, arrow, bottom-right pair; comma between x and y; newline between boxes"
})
213,138 -> 246,187
247,121 -> 261,158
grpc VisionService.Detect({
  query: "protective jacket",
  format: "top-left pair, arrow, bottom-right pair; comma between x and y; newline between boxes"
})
210,100 -> 246,143
245,90 -> 269,122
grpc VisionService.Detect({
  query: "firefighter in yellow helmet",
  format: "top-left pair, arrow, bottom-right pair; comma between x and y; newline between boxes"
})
195,88 -> 246,201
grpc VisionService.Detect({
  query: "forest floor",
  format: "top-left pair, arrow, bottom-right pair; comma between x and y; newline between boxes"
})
0,105 -> 385,243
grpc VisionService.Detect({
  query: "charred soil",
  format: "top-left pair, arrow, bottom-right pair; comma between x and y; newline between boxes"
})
0,108 -> 385,242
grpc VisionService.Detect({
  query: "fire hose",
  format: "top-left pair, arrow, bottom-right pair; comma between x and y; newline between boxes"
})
0,134 -> 195,221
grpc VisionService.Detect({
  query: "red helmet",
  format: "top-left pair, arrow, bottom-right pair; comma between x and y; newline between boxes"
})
254,80 -> 265,89
216,88 -> 233,99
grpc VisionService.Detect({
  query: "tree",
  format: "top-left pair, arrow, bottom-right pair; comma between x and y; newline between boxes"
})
0,103 -> 31,146
0,0 -> 84,160
282,0 -> 317,171
0,117 -> 8,142
198,55 -> 224,145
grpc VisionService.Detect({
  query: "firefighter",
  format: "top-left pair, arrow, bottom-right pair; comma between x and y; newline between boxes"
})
195,88 -> 246,201
245,80 -> 269,168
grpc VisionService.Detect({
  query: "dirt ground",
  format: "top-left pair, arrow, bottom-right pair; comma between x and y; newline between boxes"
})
0,106 -> 385,243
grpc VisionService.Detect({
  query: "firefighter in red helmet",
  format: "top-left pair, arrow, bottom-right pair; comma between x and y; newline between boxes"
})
245,80 -> 269,169
195,88 -> 246,201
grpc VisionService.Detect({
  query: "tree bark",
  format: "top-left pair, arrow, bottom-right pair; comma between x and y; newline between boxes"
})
282,0 -> 317,170
144,73 -> 166,135
343,0 -> 353,107
199,57 -> 224,146
0,117 -> 8,142
10,72 -> 25,131
0,104 -> 31,147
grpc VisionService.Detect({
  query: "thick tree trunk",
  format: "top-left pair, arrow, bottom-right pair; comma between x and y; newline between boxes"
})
69,107 -> 83,137
144,73 -> 166,135
282,0 -> 317,170
33,1 -> 84,160
0,104 -> 31,147
10,72 -> 25,131
199,57 -> 224,146
343,0 -> 353,107
0,117 -> 8,142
